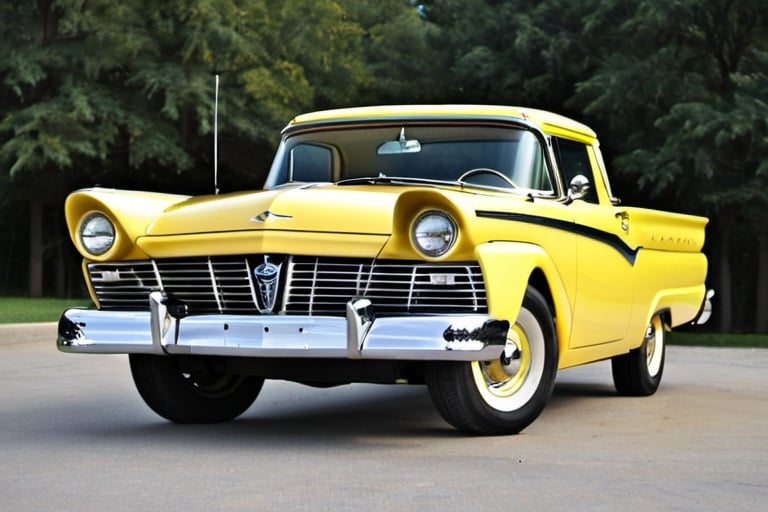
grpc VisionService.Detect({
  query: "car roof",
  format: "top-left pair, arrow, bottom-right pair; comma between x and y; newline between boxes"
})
287,104 -> 597,141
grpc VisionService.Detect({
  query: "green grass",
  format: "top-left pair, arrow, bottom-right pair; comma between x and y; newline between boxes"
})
0,296 -> 92,324
668,331 -> 768,348
0,296 -> 766,348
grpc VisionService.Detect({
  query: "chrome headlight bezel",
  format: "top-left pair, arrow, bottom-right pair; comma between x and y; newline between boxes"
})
411,210 -> 458,257
78,212 -> 116,256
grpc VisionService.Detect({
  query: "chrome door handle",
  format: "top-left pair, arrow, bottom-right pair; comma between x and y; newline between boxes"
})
615,211 -> 630,233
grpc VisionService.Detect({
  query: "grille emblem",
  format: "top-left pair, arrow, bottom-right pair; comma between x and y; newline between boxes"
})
253,255 -> 281,313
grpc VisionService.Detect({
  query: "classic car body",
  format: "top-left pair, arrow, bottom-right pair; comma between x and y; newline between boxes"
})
58,105 -> 710,434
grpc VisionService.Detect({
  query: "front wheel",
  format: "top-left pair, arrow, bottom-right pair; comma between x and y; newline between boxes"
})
426,287 -> 558,435
129,354 -> 264,423
611,314 -> 666,396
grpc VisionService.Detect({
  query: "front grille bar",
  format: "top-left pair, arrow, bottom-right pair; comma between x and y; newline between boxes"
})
244,257 -> 259,308
207,257 -> 223,313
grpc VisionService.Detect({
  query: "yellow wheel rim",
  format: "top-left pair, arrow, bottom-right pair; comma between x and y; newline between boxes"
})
473,323 -> 531,397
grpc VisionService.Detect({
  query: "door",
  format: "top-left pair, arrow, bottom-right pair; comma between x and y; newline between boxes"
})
555,137 -> 635,347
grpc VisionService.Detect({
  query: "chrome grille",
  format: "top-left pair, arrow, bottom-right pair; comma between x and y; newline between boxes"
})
88,256 -> 487,316
284,257 -> 486,315
89,261 -> 158,310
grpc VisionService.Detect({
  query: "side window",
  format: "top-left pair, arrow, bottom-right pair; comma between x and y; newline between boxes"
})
289,143 -> 333,182
554,138 -> 598,203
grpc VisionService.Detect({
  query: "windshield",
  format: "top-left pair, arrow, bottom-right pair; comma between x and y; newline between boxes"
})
264,124 -> 554,194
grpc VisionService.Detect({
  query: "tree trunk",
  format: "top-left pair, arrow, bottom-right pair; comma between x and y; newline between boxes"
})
28,200 -> 44,297
717,227 -> 733,333
55,237 -> 66,297
2,222 -> 15,292
756,231 -> 768,333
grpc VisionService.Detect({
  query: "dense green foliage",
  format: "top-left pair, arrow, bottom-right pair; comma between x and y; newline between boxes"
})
0,0 -> 766,332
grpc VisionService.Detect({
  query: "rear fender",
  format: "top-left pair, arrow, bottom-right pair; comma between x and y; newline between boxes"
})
645,285 -> 707,330
628,250 -> 709,349
475,242 -> 572,356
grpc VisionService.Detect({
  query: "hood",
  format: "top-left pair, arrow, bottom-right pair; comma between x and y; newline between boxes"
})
145,185 -> 408,236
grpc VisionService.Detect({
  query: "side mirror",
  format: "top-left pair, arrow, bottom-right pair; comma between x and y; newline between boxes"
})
567,174 -> 591,202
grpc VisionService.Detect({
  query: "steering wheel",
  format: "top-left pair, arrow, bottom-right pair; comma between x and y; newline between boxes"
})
457,168 -> 518,189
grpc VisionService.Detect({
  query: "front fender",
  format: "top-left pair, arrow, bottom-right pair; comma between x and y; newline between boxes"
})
65,188 -> 190,261
475,242 -> 572,356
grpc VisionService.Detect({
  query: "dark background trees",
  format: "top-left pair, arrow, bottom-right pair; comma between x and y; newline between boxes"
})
1,0 -> 765,333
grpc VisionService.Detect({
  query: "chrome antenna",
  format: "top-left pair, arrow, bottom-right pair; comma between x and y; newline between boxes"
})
214,73 -> 220,195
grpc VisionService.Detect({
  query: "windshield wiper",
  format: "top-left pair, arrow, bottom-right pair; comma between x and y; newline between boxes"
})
336,175 -> 458,187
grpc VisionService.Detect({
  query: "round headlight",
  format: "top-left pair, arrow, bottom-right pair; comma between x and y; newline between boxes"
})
412,210 -> 457,257
79,212 -> 115,256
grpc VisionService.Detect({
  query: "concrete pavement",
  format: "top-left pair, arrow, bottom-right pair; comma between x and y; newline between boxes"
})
0,322 -> 58,345
1,336 -> 766,511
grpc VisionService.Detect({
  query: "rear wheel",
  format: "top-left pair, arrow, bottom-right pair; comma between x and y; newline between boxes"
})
129,354 -> 264,423
426,287 -> 558,435
611,314 -> 666,396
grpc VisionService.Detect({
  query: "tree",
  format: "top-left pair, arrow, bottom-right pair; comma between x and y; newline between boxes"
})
0,0 -> 135,296
422,0 -> 598,109
350,0 -> 445,104
101,0 -> 375,192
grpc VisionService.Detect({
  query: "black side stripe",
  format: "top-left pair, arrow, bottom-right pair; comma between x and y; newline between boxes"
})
475,210 -> 640,265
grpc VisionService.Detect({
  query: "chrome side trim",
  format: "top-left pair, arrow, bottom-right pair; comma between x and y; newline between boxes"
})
58,300 -> 509,362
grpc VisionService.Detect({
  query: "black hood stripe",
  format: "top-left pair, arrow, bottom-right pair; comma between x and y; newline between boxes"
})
475,210 -> 639,265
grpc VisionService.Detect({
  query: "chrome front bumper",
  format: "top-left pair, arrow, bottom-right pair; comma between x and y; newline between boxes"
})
58,292 -> 509,361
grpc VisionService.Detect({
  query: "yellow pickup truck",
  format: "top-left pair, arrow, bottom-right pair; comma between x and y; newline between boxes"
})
59,105 -> 711,435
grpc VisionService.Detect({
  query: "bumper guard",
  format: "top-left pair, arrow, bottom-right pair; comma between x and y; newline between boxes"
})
693,289 -> 715,325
